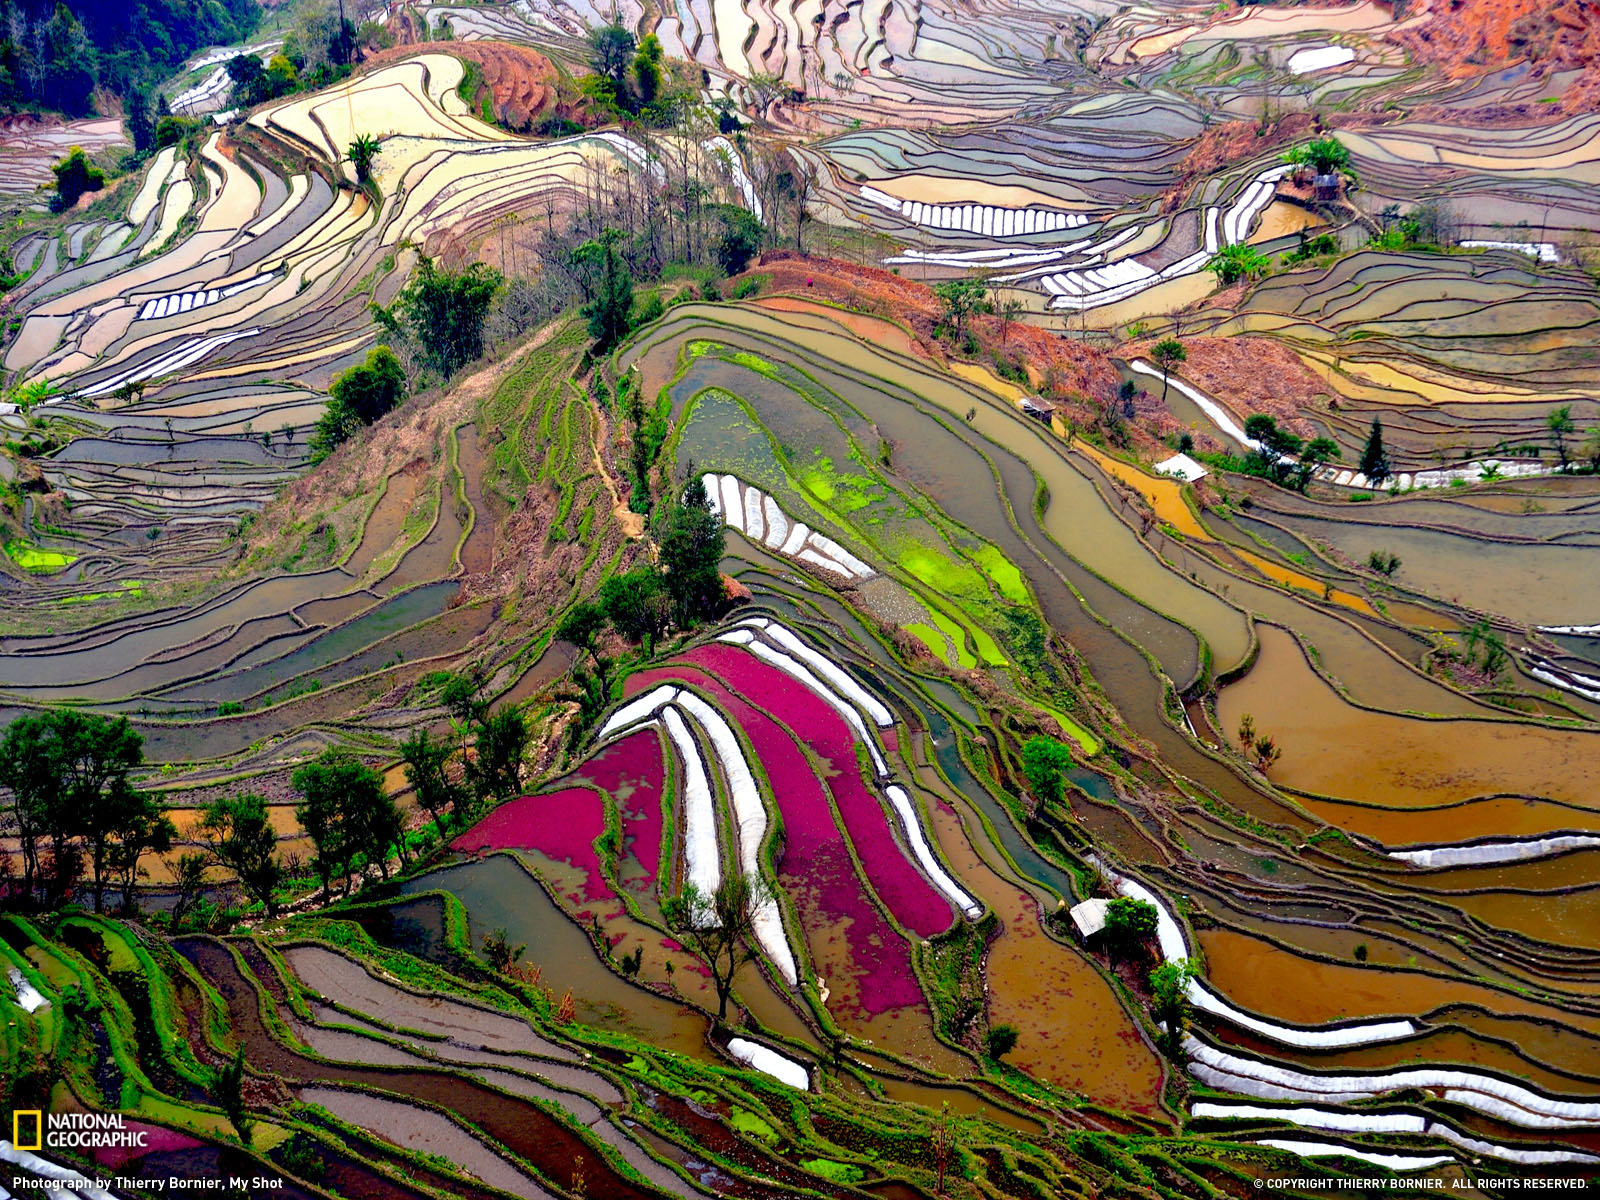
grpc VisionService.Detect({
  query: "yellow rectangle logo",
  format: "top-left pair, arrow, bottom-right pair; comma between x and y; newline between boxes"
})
13,1109 -> 42,1151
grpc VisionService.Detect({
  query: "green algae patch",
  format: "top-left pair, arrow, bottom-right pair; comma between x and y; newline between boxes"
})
927,606 -> 978,669
731,1108 -> 781,1143
970,624 -> 1007,668
798,454 -> 882,514
727,348 -> 784,381
906,621 -> 954,664
898,541 -> 988,601
625,1055 -> 718,1104
59,580 -> 146,605
974,545 -> 1031,605
799,1158 -> 866,1184
5,539 -> 77,573
1039,703 -> 1100,755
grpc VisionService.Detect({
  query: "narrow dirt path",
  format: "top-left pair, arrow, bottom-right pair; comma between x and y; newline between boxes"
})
586,381 -> 646,540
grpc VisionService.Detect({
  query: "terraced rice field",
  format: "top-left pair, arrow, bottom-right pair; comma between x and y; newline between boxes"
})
5,1 -> 1600,1196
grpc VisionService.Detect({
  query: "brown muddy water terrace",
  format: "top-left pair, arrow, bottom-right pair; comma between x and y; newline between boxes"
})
174,936 -> 667,1200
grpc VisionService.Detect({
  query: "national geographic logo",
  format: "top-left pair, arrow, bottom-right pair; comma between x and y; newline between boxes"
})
11,1111 -> 148,1151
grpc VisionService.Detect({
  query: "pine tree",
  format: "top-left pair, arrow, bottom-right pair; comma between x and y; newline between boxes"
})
1359,417 -> 1390,486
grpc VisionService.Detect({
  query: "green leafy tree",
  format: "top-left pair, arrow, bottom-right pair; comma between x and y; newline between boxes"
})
352,773 -> 407,877
632,32 -> 662,107
557,602 -> 609,687
663,872 -> 772,1020
470,706 -> 530,804
1151,338 -> 1185,402
0,714 -> 65,904
153,114 -> 196,149
126,88 -> 153,153
482,927 -> 526,973
0,0 -> 251,116
212,1050 -> 252,1145
658,472 -> 725,626
0,710 -> 148,911
600,567 -> 672,655
34,4 -> 95,113
1148,959 -> 1197,1056
332,344 -> 405,424
622,374 -> 668,511
1304,136 -> 1350,176
1205,243 -> 1269,286
1102,896 -> 1159,964
1244,413 -> 1304,485
226,53 -> 268,105
393,258 -> 504,377
1292,436 -> 1340,491
1548,404 -> 1575,472
933,279 -> 988,341
713,205 -> 765,276
198,794 -> 283,915
1358,417 -> 1390,486
1020,736 -> 1074,810
439,668 -> 490,727
1582,425 -> 1600,474
590,24 -> 637,87
51,146 -> 106,210
999,297 -> 1025,344
310,345 -> 406,461
292,749 -> 395,897
167,851 -> 209,929
399,728 -> 462,840
573,229 -> 634,353
107,793 -> 175,914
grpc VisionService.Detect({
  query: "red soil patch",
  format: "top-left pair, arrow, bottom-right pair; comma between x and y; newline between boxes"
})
742,252 -> 1121,408
1126,335 -> 1330,439
359,41 -> 558,130
1394,0 -> 1600,102
1163,115 -> 1318,212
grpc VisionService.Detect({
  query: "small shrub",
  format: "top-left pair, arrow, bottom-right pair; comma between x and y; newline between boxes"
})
51,147 -> 105,211
986,1023 -> 1020,1060
1367,549 -> 1401,576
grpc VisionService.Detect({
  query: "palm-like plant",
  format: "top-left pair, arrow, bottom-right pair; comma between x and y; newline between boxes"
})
1206,243 -> 1270,286
348,133 -> 381,185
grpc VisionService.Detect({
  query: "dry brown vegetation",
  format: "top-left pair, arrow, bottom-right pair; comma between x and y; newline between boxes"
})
1163,114 -> 1318,212
745,251 -> 1122,406
1126,335 -> 1331,440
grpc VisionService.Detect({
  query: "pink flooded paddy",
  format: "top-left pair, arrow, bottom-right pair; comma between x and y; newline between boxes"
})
570,726 -> 666,899
628,662 -> 924,1023
94,1123 -> 204,1169
680,642 -> 954,937
453,785 -> 615,917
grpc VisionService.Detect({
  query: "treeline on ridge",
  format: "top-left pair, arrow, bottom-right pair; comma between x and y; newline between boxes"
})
0,0 -> 260,115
